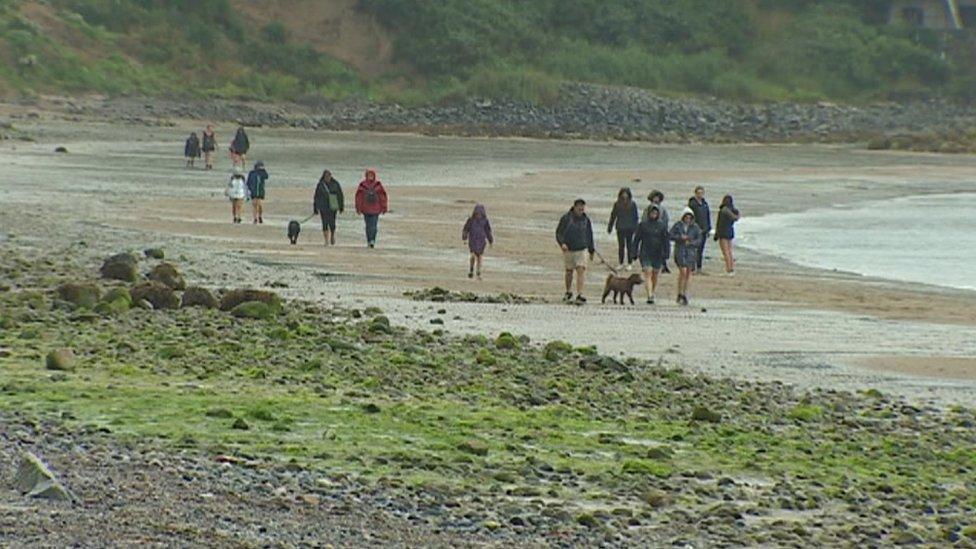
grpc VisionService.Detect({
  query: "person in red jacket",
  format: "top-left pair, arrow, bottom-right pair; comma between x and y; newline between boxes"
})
354,169 -> 388,248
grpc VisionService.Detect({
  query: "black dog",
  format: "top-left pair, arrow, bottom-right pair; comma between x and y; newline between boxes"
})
287,220 -> 301,244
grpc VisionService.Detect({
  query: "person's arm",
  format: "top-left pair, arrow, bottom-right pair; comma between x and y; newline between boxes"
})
462,218 -> 471,241
689,227 -> 702,248
486,219 -> 494,245
555,216 -> 567,248
607,207 -> 617,234
313,184 -> 321,214
354,185 -> 363,214
668,223 -> 681,242
379,183 -> 389,214
586,218 -> 595,255
629,203 -> 639,227
336,183 -> 345,213
632,227 -> 643,256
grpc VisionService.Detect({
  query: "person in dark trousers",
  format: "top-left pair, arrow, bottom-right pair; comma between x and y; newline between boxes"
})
354,169 -> 388,248
633,204 -> 669,304
608,187 -> 638,269
555,198 -> 595,304
201,125 -> 217,170
462,204 -> 494,280
184,132 -> 201,168
246,161 -> 269,224
670,207 -> 703,306
688,185 -> 711,272
715,194 -> 741,276
313,169 -> 344,246
643,190 -> 671,273
230,126 -> 250,169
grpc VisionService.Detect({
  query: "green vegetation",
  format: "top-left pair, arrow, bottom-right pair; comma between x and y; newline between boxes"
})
2,243 -> 975,543
359,0 -> 971,103
0,0 -> 971,105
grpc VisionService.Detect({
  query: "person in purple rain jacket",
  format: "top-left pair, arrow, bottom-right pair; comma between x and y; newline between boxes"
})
462,204 -> 494,280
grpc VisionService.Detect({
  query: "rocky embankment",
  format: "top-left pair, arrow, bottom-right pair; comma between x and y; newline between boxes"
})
13,83 -> 976,144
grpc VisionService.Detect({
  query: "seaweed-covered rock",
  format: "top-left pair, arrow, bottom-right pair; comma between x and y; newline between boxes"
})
495,332 -> 520,350
143,248 -> 165,259
45,348 -> 76,371
100,253 -> 139,282
231,301 -> 277,320
148,262 -> 186,290
130,281 -> 179,310
691,406 -> 722,423
56,283 -> 101,309
94,287 -> 131,315
14,452 -> 74,502
181,286 -> 218,309
219,289 -> 281,311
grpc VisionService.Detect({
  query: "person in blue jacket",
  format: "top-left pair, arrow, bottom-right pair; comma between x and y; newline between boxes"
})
670,207 -> 703,306
246,161 -> 269,224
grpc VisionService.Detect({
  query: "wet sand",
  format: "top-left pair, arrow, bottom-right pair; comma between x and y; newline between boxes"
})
3,117 -> 976,403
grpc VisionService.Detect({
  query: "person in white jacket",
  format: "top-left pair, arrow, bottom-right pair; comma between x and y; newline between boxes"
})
225,168 -> 248,224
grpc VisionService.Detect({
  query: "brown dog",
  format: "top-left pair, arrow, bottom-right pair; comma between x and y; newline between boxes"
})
602,273 -> 644,305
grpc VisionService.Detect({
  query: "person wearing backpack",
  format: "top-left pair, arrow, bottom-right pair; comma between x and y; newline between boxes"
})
201,125 -> 217,170
225,168 -> 247,224
354,169 -> 388,248
230,126 -> 250,169
313,169 -> 344,246
184,132 -> 201,168
246,161 -> 269,224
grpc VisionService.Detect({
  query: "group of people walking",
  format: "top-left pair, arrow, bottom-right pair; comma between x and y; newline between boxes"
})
558,185 -> 740,305
187,128 -> 742,304
185,125 -> 249,170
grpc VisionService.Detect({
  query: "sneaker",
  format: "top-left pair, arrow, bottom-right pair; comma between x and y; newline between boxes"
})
680,295 -> 689,306
676,295 -> 682,304
646,297 -> 655,305
575,295 -> 587,304
563,292 -> 573,302
253,219 -> 258,224
468,271 -> 474,279
368,242 -> 375,249
476,270 -> 482,280
259,217 -> 264,224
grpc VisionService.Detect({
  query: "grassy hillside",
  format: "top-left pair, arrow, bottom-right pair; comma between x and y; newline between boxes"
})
0,0 -> 973,104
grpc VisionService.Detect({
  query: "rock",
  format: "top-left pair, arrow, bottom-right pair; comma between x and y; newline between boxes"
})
100,253 -> 139,282
45,348 -> 76,371
231,418 -> 250,430
361,403 -> 381,414
219,289 -> 282,312
691,406 -> 722,423
643,488 -> 673,508
576,513 -> 600,528
457,439 -> 489,456
475,348 -> 497,365
14,452 -> 74,502
181,286 -> 218,309
135,299 -> 154,310
54,146 -> 68,153
646,446 -> 672,460
143,248 -> 165,259
495,332 -> 520,350
56,283 -> 101,309
148,262 -> 186,290
231,301 -> 277,320
130,282 -> 179,310
429,318 -> 444,325
580,354 -> 629,373
891,531 -> 924,545
543,340 -> 573,362
95,287 -> 132,315
368,315 -> 392,334
205,407 -> 234,418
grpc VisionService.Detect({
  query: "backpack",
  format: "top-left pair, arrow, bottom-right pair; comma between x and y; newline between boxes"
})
365,185 -> 379,205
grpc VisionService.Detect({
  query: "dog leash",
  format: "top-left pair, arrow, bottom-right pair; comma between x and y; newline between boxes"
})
593,250 -> 619,276
297,213 -> 316,224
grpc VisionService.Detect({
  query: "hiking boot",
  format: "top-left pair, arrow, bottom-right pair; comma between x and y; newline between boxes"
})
253,219 -> 258,224
647,296 -> 654,305
259,217 -> 264,224
680,295 -> 689,306
468,271 -> 474,279
575,295 -> 587,304
563,292 -> 573,302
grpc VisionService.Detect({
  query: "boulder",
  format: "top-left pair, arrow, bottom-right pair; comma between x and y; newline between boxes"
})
457,439 -> 489,456
143,248 -> 165,260
14,452 -> 74,502
45,348 -> 76,371
181,286 -> 218,309
494,332 -> 520,350
691,406 -> 722,423
148,262 -> 186,291
130,282 -> 179,310
219,289 -> 281,311
56,283 -> 101,309
231,301 -> 277,320
95,287 -> 132,315
100,253 -> 139,282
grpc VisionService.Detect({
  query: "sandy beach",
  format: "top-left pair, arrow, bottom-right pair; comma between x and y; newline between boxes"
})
3,114 -> 976,404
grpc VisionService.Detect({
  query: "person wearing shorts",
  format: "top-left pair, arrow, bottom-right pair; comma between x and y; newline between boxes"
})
555,198 -> 595,304
201,125 -> 216,170
313,169 -> 344,246
633,204 -> 669,304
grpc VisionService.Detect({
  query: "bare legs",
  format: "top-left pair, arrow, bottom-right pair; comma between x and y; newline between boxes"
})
204,151 -> 213,170
231,199 -> 243,223
468,253 -> 484,279
677,267 -> 692,304
643,269 -> 659,302
251,198 -> 264,224
322,229 -> 331,246
719,238 -> 735,273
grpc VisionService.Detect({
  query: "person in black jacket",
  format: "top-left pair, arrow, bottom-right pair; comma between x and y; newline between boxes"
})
313,169 -> 344,246
201,125 -> 217,170
230,126 -> 250,169
714,194 -> 741,275
184,132 -> 201,168
607,187 -> 638,269
633,204 -> 669,304
688,185 -> 711,271
555,199 -> 595,304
